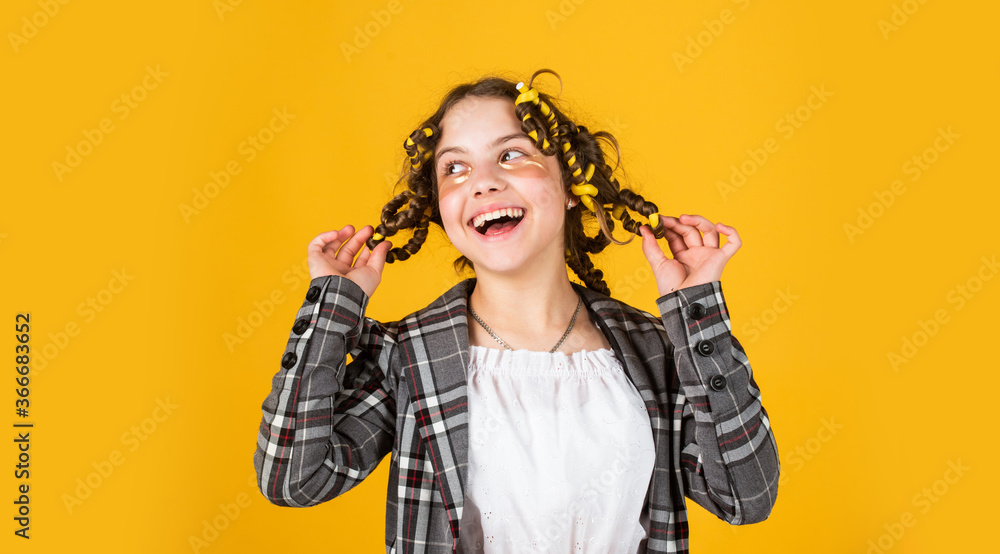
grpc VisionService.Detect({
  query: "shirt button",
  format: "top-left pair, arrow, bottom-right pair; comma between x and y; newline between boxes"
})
281,352 -> 297,369
696,339 -> 714,356
688,302 -> 706,319
292,318 -> 309,335
709,374 -> 727,391
305,286 -> 321,302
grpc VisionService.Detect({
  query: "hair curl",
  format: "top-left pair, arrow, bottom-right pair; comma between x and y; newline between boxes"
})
364,68 -> 667,296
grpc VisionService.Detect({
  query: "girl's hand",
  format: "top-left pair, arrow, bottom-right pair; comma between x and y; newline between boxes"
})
639,214 -> 741,296
307,225 -> 391,298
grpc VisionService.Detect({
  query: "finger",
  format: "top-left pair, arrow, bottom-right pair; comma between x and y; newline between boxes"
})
639,225 -> 669,267
355,239 -> 373,267
334,225 -> 371,264
716,222 -> 742,258
657,217 -> 690,255
308,228 -> 347,256
661,215 -> 704,248
681,214 -> 719,248
366,240 -> 392,276
354,229 -> 380,268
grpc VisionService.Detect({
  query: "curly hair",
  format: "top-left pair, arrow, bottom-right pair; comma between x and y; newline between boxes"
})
364,68 -> 666,296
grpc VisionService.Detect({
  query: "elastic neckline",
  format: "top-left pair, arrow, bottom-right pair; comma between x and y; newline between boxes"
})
467,344 -> 623,377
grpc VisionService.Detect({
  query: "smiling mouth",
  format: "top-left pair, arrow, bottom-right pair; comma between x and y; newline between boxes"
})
472,207 -> 525,236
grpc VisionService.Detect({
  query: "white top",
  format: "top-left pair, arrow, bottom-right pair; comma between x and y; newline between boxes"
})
457,345 -> 656,553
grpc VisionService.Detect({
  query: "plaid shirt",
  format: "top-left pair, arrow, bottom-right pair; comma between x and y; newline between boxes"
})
254,275 -> 779,553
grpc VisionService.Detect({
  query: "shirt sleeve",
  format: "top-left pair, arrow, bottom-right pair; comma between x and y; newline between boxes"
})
253,275 -> 398,507
655,280 -> 780,524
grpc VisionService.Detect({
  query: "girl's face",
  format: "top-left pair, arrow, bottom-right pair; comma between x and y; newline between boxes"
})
434,96 -> 569,277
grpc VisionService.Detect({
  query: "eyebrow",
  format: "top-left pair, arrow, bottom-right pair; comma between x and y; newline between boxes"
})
435,132 -> 532,160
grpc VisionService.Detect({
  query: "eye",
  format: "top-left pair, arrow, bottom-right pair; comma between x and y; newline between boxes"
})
500,149 -> 526,163
442,160 -> 466,176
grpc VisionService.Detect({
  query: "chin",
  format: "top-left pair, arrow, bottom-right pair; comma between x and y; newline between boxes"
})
457,249 -> 524,275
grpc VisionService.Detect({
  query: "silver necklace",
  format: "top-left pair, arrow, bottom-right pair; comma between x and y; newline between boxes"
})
468,295 -> 583,353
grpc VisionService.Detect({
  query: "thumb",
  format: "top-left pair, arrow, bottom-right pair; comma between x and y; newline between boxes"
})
366,240 -> 392,276
639,225 -> 668,268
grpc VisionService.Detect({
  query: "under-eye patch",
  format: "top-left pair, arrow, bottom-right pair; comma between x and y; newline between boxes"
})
440,151 -> 551,186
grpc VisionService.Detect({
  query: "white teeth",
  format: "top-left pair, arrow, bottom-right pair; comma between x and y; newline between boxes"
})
472,207 -> 525,229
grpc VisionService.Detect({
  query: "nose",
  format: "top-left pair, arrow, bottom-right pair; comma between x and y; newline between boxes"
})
468,162 -> 508,197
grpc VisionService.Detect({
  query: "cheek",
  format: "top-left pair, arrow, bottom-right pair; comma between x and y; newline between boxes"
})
531,176 -> 567,208
436,189 -> 464,236
542,161 -> 568,203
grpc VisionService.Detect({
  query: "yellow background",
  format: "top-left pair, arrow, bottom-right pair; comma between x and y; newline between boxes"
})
2,0 -> 997,552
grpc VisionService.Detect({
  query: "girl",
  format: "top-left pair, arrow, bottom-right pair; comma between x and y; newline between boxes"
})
253,69 -> 779,553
